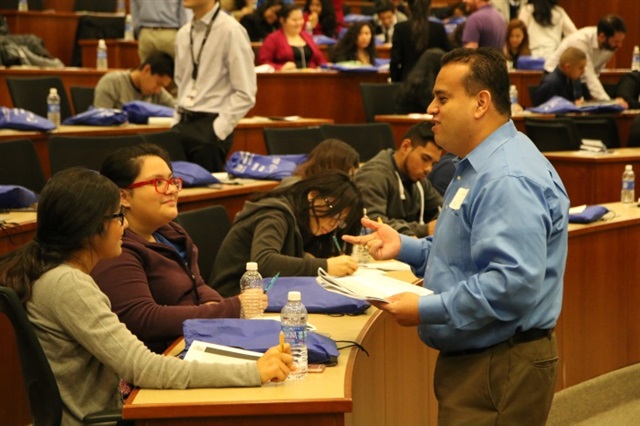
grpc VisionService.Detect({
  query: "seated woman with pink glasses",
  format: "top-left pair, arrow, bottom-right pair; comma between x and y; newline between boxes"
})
257,3 -> 327,70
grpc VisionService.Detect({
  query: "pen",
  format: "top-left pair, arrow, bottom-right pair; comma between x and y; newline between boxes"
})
332,235 -> 343,255
279,331 -> 285,352
264,272 -> 280,293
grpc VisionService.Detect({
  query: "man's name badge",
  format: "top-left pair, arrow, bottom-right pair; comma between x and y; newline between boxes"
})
184,87 -> 197,107
449,188 -> 469,210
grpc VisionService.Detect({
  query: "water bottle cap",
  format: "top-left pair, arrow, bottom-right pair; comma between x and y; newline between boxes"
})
287,291 -> 301,301
49,88 -> 58,95
246,262 -> 258,271
98,39 -> 106,48
626,164 -> 633,171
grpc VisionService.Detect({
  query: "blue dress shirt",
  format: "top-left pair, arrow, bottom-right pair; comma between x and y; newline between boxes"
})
398,121 -> 570,352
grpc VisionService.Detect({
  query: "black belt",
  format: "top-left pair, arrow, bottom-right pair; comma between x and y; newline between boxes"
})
442,328 -> 553,357
178,109 -> 218,124
140,26 -> 179,30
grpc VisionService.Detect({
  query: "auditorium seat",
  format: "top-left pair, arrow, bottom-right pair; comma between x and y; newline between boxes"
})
6,76 -> 73,120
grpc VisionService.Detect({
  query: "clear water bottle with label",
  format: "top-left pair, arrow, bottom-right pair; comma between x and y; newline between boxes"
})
47,87 -> 60,128
18,0 -> 28,11
96,39 -> 108,70
239,262 -> 264,318
281,291 -> 308,380
621,164 -> 635,204
509,84 -> 519,115
354,208 -> 372,264
116,0 -> 126,14
124,14 -> 134,41
632,46 -> 640,72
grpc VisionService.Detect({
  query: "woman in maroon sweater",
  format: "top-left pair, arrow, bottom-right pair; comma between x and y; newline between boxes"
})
258,3 -> 326,70
91,143 -> 248,354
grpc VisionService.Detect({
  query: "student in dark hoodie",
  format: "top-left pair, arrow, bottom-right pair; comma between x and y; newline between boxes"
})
211,171 -> 362,297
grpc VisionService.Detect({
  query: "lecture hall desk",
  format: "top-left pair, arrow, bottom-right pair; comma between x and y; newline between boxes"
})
4,202 -> 640,424
0,68 -> 387,124
0,117 -> 332,178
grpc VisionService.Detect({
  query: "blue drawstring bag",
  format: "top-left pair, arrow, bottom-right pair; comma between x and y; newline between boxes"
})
528,96 -> 626,114
516,56 -> 545,70
312,34 -> 336,45
265,276 -> 370,314
62,108 -> 128,126
569,205 -> 609,223
0,107 -> 55,131
171,161 -> 220,187
183,318 -> 339,365
122,100 -> 175,124
0,185 -> 38,208
225,151 -> 307,180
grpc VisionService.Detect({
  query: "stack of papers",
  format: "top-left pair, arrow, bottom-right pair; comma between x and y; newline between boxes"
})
580,138 -> 608,153
184,340 -> 262,364
317,267 -> 432,303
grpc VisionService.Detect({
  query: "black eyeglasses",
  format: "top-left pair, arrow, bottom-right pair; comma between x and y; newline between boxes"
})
322,198 -> 347,229
125,177 -> 183,194
105,206 -> 125,226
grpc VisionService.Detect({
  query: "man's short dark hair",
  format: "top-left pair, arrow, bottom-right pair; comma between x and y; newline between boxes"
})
375,0 -> 395,14
403,121 -> 440,149
441,47 -> 511,117
140,51 -> 174,77
597,15 -> 626,38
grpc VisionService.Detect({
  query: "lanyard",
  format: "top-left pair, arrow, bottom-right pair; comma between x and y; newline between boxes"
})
189,5 -> 221,82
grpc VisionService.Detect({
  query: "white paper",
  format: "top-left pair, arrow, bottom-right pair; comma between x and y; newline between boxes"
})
184,340 -> 262,365
359,261 -> 411,272
317,267 -> 432,303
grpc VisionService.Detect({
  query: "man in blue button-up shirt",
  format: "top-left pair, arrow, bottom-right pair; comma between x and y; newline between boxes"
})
345,47 -> 569,425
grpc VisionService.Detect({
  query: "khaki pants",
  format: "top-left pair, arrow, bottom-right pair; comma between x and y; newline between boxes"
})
138,28 -> 178,62
434,333 -> 558,426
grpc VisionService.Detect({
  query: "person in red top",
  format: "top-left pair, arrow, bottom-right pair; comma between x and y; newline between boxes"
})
91,143 -> 256,354
303,0 -> 337,38
258,3 -> 327,70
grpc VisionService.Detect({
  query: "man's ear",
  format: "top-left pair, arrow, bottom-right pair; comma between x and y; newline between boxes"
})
400,138 -> 412,152
475,90 -> 491,118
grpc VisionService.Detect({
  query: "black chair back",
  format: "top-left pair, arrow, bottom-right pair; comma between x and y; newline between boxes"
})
571,116 -> 620,148
360,83 -> 401,122
70,86 -> 95,115
320,122 -> 395,161
72,14 -> 124,66
528,85 -> 539,106
174,205 -> 231,285
629,115 -> 640,147
0,139 -> 46,193
263,126 -> 325,155
49,134 -> 144,174
524,117 -> 582,152
0,0 -> 43,10
6,77 -> 73,120
73,0 -> 117,12
0,287 -> 63,426
141,131 -> 189,162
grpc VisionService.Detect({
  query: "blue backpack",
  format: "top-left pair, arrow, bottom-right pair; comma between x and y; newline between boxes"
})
0,107 -> 55,131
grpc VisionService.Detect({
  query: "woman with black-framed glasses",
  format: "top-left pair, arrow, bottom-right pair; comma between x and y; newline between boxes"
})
92,143 -> 248,354
0,168 -> 293,425
211,171 -> 362,298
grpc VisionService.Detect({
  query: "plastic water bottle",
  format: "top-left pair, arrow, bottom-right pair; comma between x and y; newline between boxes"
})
281,291 -> 308,380
632,46 -> 640,72
354,208 -> 371,264
509,84 -> 519,115
305,20 -> 313,35
621,164 -> 635,204
239,262 -> 264,318
47,87 -> 60,128
96,39 -> 108,70
124,14 -> 134,41
116,0 -> 126,14
18,0 -> 28,11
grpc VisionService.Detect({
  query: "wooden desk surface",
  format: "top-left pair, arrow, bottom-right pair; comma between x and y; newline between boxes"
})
123,308 -> 437,425
545,147 -> 640,206
0,117 -> 331,178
